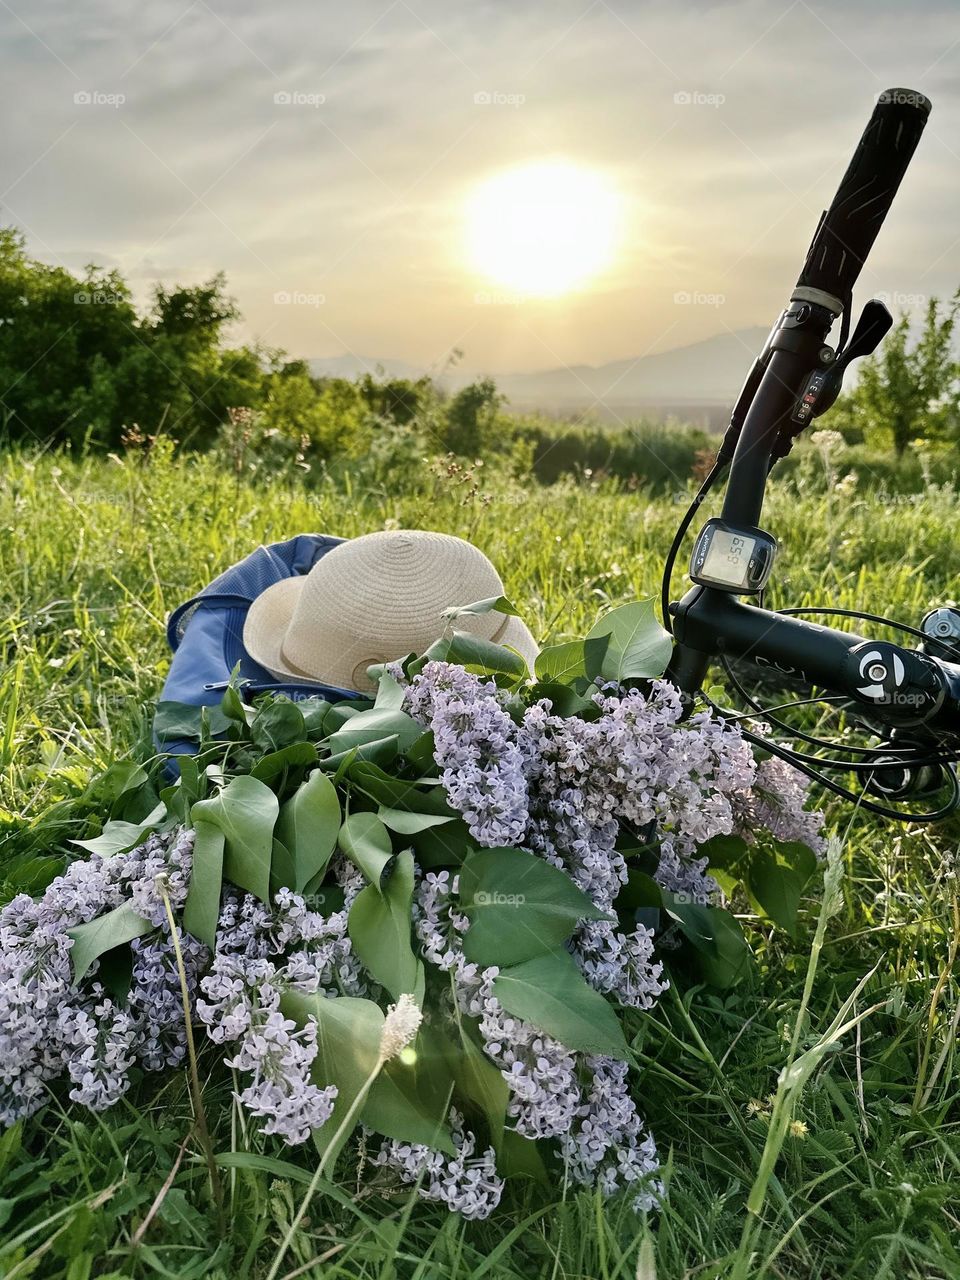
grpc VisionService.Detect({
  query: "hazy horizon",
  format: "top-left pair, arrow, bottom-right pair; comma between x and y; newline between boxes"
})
3,0 -> 959,375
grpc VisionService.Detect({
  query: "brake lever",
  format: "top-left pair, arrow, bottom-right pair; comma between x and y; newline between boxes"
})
768,298 -> 893,466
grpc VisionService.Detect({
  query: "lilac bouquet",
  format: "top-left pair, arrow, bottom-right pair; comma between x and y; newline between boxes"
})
0,600 -> 824,1219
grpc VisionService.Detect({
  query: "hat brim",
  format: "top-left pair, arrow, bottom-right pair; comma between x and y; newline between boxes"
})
243,574 -> 542,691
242,575 -> 331,685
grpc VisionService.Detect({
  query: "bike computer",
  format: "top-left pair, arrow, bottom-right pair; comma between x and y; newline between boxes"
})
689,518 -> 777,594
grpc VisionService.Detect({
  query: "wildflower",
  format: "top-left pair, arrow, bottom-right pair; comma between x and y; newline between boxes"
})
379,994 -> 422,1063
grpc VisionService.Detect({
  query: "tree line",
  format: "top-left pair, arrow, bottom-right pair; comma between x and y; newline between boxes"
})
1,227 -> 957,476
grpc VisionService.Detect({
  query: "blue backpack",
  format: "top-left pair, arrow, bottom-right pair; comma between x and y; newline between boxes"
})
155,534 -> 359,770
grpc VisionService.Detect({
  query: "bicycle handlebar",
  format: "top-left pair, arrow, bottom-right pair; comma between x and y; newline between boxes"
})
664,89 -> 960,773
793,88 -> 931,312
669,589 -> 960,745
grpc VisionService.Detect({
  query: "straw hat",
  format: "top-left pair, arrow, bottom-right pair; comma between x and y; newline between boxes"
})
243,529 -> 539,693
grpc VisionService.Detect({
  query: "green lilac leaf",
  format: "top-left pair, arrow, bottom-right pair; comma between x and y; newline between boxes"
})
182,820 -> 225,948
68,902 -> 153,983
459,845 -> 609,966
191,775 -> 278,902
493,949 -> 630,1059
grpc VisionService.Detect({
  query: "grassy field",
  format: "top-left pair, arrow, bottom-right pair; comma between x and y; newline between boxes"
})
1,446 -> 959,1279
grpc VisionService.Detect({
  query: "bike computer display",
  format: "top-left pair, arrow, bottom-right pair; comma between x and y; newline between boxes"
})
689,518 -> 777,594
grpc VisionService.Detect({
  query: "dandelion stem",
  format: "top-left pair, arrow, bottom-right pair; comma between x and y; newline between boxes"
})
157,875 -> 225,1234
265,1058 -> 382,1280
265,995 -> 421,1280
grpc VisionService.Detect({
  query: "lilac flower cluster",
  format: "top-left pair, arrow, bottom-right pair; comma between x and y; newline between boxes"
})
0,826 -> 198,1125
733,755 -> 827,854
522,680 -> 758,904
129,931 -> 208,1072
413,870 -> 662,1208
394,664 -> 824,1217
523,681 -> 756,845
414,870 -> 583,1140
1,655 -> 826,1222
0,826 -> 366,1146
559,1057 -> 661,1212
197,949 -> 336,1145
195,879 -> 369,1144
372,1108 -> 504,1219
128,827 -> 195,926
56,997 -> 139,1112
405,662 -> 530,847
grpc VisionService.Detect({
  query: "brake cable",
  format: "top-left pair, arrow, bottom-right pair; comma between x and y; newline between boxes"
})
661,460 -> 726,635
698,683 -> 960,822
776,605 -> 933,646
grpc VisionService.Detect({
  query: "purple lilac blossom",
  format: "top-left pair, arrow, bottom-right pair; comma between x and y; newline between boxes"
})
195,885 -> 370,1143
574,919 -> 665,1010
197,948 -> 336,1145
521,681 -> 757,859
404,662 -> 530,847
371,1108 -> 504,1219
56,993 -> 139,1111
0,825 -> 198,1124
558,1056 -> 662,1212
128,827 -> 195,926
0,893 -> 75,1124
522,681 -> 755,913
413,870 -> 583,1140
732,756 -> 826,854
2,665 -> 826,1216
129,931 -> 208,1072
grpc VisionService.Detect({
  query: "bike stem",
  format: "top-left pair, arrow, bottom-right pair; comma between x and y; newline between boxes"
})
667,298 -> 837,698
720,300 -> 836,525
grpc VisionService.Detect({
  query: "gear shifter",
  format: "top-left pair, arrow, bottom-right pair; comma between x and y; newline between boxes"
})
769,298 -> 893,464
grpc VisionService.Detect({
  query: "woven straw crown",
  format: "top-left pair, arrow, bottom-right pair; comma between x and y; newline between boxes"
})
242,529 -> 538,693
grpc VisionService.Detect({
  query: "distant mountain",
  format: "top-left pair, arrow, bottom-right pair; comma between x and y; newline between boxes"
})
491,326 -> 769,411
307,326 -> 771,428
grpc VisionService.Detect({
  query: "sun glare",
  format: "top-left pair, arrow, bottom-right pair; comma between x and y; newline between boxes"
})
465,161 -> 621,298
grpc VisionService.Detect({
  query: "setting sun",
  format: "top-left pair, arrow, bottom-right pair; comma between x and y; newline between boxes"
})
465,161 -> 622,298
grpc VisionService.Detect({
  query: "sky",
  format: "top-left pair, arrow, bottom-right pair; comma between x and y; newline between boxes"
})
2,0 -> 959,374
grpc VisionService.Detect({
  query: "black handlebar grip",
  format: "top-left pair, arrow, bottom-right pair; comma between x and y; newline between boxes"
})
794,88 -> 931,309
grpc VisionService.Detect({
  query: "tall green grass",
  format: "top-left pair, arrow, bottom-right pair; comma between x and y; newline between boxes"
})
1,446 -> 959,1279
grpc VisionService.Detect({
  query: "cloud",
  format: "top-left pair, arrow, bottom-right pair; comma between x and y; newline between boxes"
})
1,0 -> 957,369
